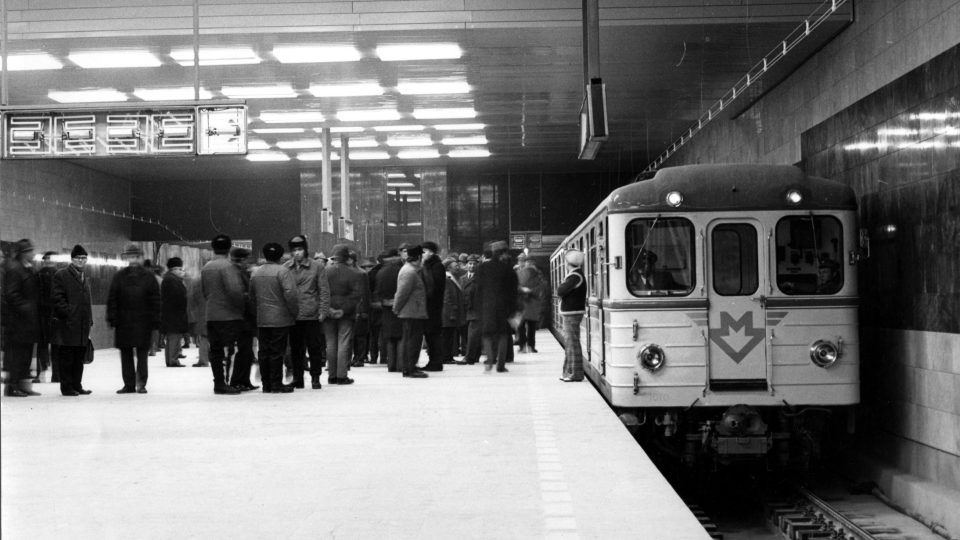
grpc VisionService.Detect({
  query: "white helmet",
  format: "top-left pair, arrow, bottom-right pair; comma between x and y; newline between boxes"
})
564,249 -> 584,267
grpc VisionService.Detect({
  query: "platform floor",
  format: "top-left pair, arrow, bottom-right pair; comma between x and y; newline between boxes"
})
1,331 -> 708,539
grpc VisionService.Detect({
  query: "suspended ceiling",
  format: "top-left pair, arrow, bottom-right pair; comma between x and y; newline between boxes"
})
0,0 -> 853,181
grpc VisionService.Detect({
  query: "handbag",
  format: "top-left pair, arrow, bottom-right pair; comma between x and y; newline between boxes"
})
83,338 -> 95,364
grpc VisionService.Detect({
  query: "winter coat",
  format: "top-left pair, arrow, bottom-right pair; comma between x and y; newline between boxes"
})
517,265 -> 544,322
393,262 -> 427,320
460,271 -> 479,321
421,256 -> 446,330
325,261 -> 361,317
160,272 -> 189,334
107,265 -> 161,348
475,258 -> 519,335
201,255 -> 246,322
2,260 -> 41,344
51,264 -> 93,347
249,262 -> 299,328
557,268 -> 586,315
441,273 -> 466,328
374,257 -> 403,337
366,263 -> 383,326
284,258 -> 331,321
38,265 -> 57,337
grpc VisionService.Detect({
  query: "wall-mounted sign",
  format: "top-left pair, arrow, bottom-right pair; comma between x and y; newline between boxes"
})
1,104 -> 246,158
510,231 -> 543,250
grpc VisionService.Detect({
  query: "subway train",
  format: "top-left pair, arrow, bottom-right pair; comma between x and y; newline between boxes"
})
549,164 -> 862,469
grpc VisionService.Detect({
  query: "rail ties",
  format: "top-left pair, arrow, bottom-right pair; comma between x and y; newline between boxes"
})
765,487 -> 908,540
687,504 -> 724,540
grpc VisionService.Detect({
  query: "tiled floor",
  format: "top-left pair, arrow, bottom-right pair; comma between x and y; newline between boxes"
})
1,331 -> 708,539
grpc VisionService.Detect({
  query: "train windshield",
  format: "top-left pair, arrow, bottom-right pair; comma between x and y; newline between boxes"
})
775,215 -> 844,295
625,218 -> 695,296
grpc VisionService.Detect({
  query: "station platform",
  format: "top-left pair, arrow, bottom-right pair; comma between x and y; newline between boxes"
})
1,331 -> 709,539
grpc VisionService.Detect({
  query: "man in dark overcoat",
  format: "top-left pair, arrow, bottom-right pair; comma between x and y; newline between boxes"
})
36,251 -> 59,382
374,248 -> 403,372
2,239 -> 42,397
51,245 -> 94,396
475,241 -> 518,373
200,235 -> 245,395
420,241 -> 446,371
160,257 -> 188,368
108,244 -> 160,394
460,254 -> 482,364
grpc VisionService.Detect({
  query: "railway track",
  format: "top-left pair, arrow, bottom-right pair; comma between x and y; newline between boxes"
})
766,486 -> 914,540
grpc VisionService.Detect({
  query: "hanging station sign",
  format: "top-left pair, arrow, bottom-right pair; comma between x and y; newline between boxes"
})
0,104 -> 247,158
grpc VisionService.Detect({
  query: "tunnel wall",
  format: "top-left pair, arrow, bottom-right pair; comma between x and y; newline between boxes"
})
662,0 -> 960,523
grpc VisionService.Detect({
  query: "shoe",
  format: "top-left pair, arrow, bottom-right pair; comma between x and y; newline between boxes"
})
350,361 -> 364,368
337,377 -> 354,385
311,379 -> 322,390
496,367 -> 509,373
168,364 -> 186,368
273,385 -> 294,393
4,386 -> 29,397
20,386 -> 41,396
293,381 -> 305,389
328,377 -> 339,384
136,387 -> 148,394
77,389 -> 93,395
192,362 -> 207,368
518,347 -> 527,354
403,371 -> 428,378
51,377 -> 60,383
178,354 -> 187,359
529,348 -> 538,353
116,387 -> 136,394
422,365 -> 443,372
32,377 -> 41,383
483,363 -> 493,372
62,390 -> 80,396
232,385 -> 251,392
454,360 -> 468,365
442,359 -> 455,364
214,385 -> 240,395
247,384 -> 260,391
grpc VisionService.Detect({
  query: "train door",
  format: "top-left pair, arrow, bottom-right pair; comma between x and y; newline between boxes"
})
587,226 -> 603,373
706,219 -> 768,390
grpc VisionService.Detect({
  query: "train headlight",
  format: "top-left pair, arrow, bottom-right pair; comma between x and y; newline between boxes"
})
809,339 -> 839,368
665,191 -> 683,207
638,344 -> 666,372
786,189 -> 803,205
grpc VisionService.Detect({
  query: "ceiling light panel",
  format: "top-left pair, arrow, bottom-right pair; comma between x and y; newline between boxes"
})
349,151 -> 391,160
434,123 -> 486,131
273,45 -> 362,63
386,135 -> 433,147
251,127 -> 305,134
259,111 -> 325,123
48,89 -> 128,103
413,108 -> 477,120
170,47 -> 261,67
246,152 -> 290,162
337,110 -> 402,122
296,152 -> 341,161
376,43 -> 462,62
133,87 -> 214,101
3,53 -> 64,71
309,83 -> 384,97
276,139 -> 323,149
332,137 -> 380,148
68,50 -> 162,69
448,148 -> 491,158
373,125 -> 425,132
247,140 -> 272,150
397,81 -> 470,95
397,149 -> 440,159
441,135 -> 487,145
221,84 -> 298,99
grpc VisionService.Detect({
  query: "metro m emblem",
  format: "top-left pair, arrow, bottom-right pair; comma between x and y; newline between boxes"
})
709,311 -> 765,364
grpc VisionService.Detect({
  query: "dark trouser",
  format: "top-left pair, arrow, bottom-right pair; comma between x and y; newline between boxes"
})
290,319 -> 325,382
231,326 -> 255,386
441,326 -> 459,362
368,322 -> 381,363
4,342 -> 34,386
164,332 -> 183,366
323,318 -> 355,379
464,320 -> 482,363
58,345 -> 86,393
353,317 -> 370,363
517,320 -> 537,350
457,324 -> 468,356
37,326 -> 53,372
383,337 -> 401,371
423,325 -> 443,370
482,333 -> 509,370
399,319 -> 425,375
258,326 -> 289,391
120,347 -> 149,389
207,320 -> 246,388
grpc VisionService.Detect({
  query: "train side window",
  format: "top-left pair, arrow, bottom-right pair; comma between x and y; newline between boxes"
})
775,216 -> 843,295
625,218 -> 695,296
589,227 -> 598,294
711,224 -> 759,296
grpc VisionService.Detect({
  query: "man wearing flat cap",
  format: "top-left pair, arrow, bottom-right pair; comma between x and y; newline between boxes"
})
161,257 -> 188,368
200,234 -> 244,395
51,245 -> 94,396
393,245 -> 429,378
459,254 -> 482,364
2,239 -> 42,397
284,234 -> 330,390
323,244 -> 361,385
419,241 -> 446,371
627,249 -> 682,292
108,244 -> 161,394
817,258 -> 842,294
250,242 -> 299,393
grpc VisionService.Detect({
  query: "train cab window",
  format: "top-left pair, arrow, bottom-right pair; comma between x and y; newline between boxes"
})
712,224 -> 759,296
775,216 -> 843,295
626,218 -> 695,296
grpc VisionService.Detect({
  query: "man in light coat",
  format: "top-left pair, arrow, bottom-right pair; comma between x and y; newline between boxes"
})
250,243 -> 299,393
393,245 -> 429,379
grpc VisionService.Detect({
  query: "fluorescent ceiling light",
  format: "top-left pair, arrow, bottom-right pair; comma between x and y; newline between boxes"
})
413,108 -> 476,120
170,47 -> 261,67
252,127 -> 305,134
387,173 -> 408,178
441,135 -> 487,145
397,149 -> 440,159
333,137 -> 379,148
330,126 -> 366,133
259,111 -> 325,123
48,89 -> 128,103
246,152 -> 290,162
247,140 -> 271,150
349,151 -> 390,160
373,125 -> 425,132
309,83 -> 384,97
133,87 -> 213,101
434,123 -> 486,131
337,110 -> 401,122
397,190 -> 422,195
68,50 -> 162,69
277,139 -> 323,149
3,53 -> 63,71
397,81 -> 470,95
222,84 -> 297,99
376,43 -> 461,62
387,136 -> 433,147
448,148 -> 491,158
273,45 -> 361,63
387,182 -> 416,188
296,151 -> 340,161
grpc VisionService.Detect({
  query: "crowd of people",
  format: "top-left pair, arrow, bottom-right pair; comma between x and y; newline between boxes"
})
1,234 -> 589,397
